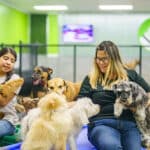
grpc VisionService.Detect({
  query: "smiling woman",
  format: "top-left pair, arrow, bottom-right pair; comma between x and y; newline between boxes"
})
77,40 -> 150,150
95,51 -> 110,73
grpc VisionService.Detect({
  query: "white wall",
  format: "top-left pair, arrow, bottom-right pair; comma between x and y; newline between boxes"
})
58,13 -> 150,45
56,13 -> 150,83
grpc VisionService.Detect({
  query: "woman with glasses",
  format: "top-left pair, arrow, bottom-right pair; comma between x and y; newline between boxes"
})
77,41 -> 150,150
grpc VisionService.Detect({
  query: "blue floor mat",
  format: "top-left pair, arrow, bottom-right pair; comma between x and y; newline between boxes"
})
1,126 -> 147,150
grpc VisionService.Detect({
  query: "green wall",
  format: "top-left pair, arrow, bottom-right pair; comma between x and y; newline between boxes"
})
47,15 -> 59,54
0,4 -> 59,55
0,4 -> 29,44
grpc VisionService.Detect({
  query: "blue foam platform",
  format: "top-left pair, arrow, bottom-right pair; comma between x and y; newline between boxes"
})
2,126 -> 146,150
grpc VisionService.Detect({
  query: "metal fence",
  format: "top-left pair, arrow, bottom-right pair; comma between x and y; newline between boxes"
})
0,41 -> 150,83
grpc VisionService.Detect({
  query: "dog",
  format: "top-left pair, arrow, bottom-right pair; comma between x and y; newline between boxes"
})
15,96 -> 39,113
112,80 -> 150,150
21,92 -> 73,150
67,97 -> 100,150
125,59 -> 140,69
21,95 -> 100,150
48,77 -> 82,101
16,66 -> 53,114
31,66 -> 53,98
19,66 -> 53,98
0,78 -> 24,98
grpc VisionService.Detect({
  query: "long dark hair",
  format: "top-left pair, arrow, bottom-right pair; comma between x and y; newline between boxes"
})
0,47 -> 17,82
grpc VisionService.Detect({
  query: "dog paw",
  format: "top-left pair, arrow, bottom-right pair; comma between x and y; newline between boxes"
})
114,111 -> 121,117
114,107 -> 122,117
15,103 -> 26,113
114,102 -> 124,118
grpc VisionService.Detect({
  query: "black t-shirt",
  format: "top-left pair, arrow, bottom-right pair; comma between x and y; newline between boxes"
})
78,69 -> 150,123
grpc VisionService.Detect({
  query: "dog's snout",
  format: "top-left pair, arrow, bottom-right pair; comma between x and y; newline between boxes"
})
120,92 -> 130,101
32,73 -> 40,79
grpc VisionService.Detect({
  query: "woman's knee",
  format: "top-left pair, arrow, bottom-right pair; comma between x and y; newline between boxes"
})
89,126 -> 122,150
0,120 -> 15,137
92,135 -> 122,150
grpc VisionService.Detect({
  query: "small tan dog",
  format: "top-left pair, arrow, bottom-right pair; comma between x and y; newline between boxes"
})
125,59 -> 140,69
15,96 -> 39,113
21,92 -> 73,150
48,78 -> 81,101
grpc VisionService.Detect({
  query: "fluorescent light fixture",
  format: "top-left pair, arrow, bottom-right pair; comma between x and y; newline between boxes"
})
33,5 -> 68,11
99,5 -> 133,10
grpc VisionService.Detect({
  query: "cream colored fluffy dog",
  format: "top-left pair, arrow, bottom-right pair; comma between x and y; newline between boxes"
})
21,95 -> 100,150
21,107 -> 41,140
48,77 -> 81,101
21,92 -> 73,150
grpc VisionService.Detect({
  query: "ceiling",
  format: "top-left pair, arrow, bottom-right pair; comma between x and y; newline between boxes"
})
0,0 -> 150,14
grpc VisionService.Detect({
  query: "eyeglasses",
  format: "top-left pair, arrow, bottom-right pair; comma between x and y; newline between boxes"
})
95,56 -> 109,63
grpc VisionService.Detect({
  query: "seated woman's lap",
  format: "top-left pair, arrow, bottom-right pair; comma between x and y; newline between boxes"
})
88,119 -> 141,150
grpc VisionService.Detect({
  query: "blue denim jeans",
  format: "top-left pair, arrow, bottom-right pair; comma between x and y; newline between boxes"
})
0,120 -> 15,138
88,119 -> 141,150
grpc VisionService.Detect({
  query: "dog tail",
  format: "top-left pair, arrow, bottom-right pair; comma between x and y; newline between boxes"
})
124,59 -> 140,70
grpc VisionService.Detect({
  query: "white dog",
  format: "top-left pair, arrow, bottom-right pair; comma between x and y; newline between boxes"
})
67,97 -> 100,150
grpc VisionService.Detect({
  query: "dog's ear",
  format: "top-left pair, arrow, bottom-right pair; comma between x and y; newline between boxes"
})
47,68 -> 53,74
63,80 -> 68,90
129,82 -> 138,94
34,66 -> 42,73
33,66 -> 38,72
129,82 -> 133,89
129,82 -> 137,91
112,83 -> 118,90
80,110 -> 89,125
63,80 -> 67,86
47,68 -> 53,80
